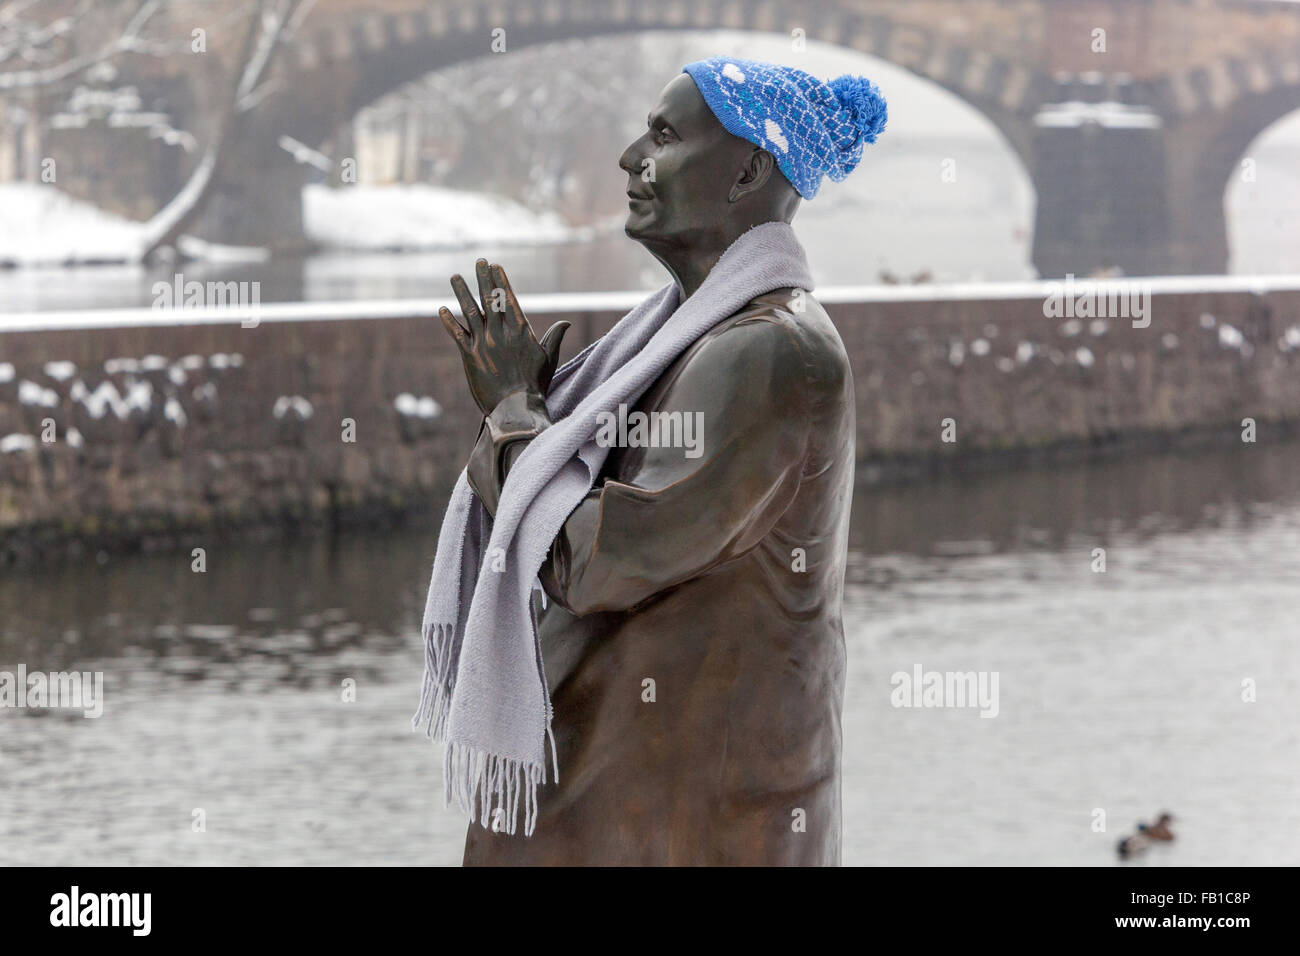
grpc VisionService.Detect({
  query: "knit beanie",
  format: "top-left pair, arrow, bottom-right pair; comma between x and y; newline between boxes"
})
682,56 -> 888,200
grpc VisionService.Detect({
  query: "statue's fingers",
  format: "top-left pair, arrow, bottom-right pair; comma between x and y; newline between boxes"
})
439,306 -> 471,351
539,321 -> 570,387
450,273 -> 483,337
476,259 -> 502,335
492,263 -> 530,336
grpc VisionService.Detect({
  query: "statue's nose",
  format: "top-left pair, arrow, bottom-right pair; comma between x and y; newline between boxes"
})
617,142 -> 640,176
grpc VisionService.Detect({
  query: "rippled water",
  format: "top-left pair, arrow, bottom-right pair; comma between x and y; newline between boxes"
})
2,441 -> 1298,866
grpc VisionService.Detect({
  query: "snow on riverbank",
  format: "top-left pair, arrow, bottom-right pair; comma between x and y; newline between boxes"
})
0,183 -> 149,266
0,182 -> 597,267
302,183 -> 593,251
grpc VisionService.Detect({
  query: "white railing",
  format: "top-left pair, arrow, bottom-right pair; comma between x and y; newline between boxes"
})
3,274 -> 1300,332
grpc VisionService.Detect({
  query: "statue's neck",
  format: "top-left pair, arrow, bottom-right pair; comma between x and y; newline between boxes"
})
643,236 -> 731,302
642,217 -> 789,301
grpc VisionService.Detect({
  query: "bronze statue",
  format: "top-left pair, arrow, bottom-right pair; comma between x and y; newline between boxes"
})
429,58 -> 885,865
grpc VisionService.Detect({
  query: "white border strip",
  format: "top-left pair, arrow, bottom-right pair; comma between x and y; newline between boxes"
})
3,274 -> 1300,333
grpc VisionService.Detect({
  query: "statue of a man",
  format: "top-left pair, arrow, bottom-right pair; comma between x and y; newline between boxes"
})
418,57 -> 886,865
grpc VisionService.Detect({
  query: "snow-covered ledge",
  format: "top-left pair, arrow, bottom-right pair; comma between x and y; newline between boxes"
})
4,273 -> 1300,333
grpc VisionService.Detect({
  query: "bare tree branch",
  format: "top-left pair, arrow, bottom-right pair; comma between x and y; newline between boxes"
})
0,0 -> 160,90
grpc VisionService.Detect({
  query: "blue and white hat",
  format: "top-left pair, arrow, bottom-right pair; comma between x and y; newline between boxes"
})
682,56 -> 888,200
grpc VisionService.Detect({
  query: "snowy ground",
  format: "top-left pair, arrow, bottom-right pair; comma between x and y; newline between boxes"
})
0,183 -> 151,266
301,183 -> 595,251
0,182 -> 594,267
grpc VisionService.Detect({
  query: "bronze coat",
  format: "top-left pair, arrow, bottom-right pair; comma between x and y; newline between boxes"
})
462,289 -> 853,865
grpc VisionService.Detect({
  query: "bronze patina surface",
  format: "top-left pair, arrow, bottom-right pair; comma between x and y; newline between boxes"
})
438,72 -> 854,865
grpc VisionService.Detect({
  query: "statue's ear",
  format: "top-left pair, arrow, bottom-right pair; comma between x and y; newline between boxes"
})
729,148 -> 776,202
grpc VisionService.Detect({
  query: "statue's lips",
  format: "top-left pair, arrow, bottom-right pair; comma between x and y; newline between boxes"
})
626,190 -> 652,203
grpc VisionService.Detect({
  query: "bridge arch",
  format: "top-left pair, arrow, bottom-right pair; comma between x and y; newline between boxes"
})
200,0 -> 1300,276
1225,104 -> 1300,273
332,31 -> 1038,284
223,0 -> 1044,256
265,0 -> 1045,171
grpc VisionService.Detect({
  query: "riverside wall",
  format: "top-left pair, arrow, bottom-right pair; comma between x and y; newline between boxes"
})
2,278 -> 1298,560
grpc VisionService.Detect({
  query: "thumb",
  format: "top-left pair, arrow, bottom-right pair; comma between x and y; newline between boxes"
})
539,320 -> 570,372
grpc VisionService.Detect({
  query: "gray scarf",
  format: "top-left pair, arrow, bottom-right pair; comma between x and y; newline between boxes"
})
413,220 -> 815,836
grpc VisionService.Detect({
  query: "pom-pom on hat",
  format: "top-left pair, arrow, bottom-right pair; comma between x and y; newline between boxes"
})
682,56 -> 888,200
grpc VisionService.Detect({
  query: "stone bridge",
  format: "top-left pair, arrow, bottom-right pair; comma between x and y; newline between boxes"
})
31,0 -> 1300,276
233,0 -> 1300,275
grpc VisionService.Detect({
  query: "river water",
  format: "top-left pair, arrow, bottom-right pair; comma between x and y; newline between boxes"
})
0,181 -> 1033,316
1,440 -> 1298,866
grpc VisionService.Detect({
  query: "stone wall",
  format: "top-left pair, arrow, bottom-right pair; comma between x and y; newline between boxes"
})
2,284 -> 1298,560
833,286 -> 1300,475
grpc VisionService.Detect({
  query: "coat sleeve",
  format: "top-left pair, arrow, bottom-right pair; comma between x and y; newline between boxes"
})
538,317 -> 812,616
465,388 -> 554,517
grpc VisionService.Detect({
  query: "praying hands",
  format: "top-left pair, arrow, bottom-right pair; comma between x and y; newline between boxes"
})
438,258 -> 569,415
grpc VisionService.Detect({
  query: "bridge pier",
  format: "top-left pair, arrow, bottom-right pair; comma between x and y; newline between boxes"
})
1030,114 -> 1229,278
191,133 -> 312,254
1160,127 -> 1231,278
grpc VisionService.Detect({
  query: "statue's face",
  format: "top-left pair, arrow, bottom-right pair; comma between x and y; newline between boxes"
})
618,74 -> 750,247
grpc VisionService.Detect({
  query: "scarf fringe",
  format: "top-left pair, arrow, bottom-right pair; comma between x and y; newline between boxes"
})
415,620 -> 552,837
411,621 -> 456,740
443,739 -> 547,837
